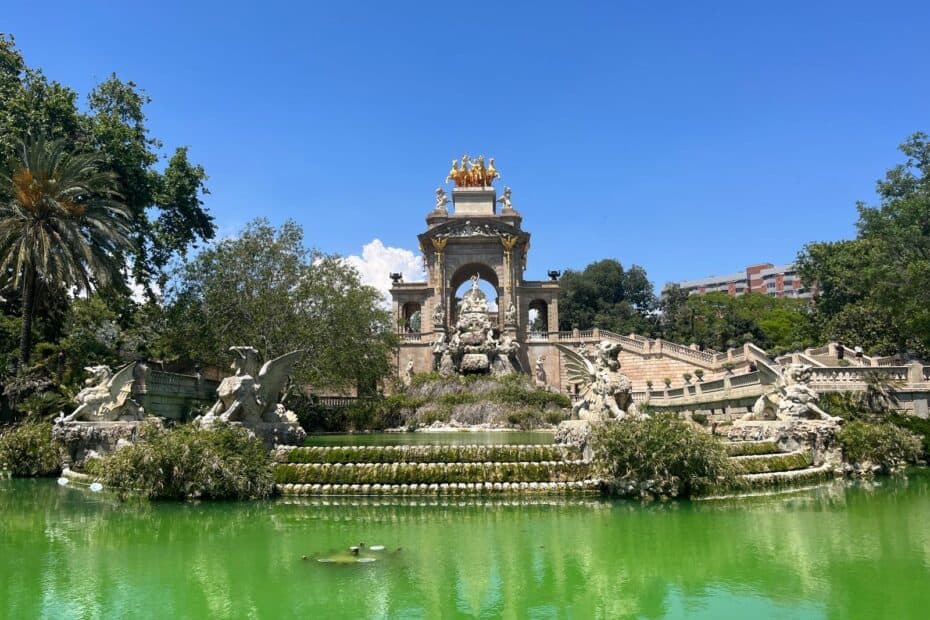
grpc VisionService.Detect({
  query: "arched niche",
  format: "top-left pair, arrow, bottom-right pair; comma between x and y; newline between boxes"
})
448,262 -> 500,325
528,299 -> 549,333
401,301 -> 422,333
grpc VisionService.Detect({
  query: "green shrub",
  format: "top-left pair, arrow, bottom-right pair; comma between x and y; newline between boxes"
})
819,392 -> 867,420
837,421 -> 921,473
888,414 -> 930,459
590,413 -> 734,499
0,419 -> 62,477
89,422 -> 274,500
690,412 -> 708,426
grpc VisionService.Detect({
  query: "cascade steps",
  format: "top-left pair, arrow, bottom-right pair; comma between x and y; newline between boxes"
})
274,441 -> 836,496
726,440 -> 837,487
274,444 -> 599,495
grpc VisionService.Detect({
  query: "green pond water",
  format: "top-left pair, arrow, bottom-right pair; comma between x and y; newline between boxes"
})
305,431 -> 555,446
2,473 -> 930,619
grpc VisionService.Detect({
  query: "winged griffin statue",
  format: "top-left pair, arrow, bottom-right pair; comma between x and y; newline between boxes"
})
199,346 -> 305,430
743,363 -> 839,422
555,341 -> 641,421
59,364 -> 144,423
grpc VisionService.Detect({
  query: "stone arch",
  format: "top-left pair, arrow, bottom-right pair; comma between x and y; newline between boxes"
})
528,299 -> 549,333
448,262 -> 500,325
401,301 -> 422,333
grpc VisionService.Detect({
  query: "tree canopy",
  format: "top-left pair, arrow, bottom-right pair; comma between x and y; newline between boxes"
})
798,132 -> 930,356
558,259 -> 657,334
159,219 -> 396,391
0,34 -> 214,294
658,287 -> 815,353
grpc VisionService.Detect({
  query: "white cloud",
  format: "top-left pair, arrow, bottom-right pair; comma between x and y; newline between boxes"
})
345,239 -> 425,305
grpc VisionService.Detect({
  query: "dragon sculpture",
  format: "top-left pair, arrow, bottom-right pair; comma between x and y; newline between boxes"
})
59,364 -> 144,423
744,363 -> 839,422
555,341 -> 640,421
199,346 -> 305,430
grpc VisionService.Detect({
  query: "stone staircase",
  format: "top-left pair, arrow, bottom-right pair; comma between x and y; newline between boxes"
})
274,444 -> 601,496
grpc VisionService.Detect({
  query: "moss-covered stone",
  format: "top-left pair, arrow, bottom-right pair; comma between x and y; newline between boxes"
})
273,460 -> 592,485
725,441 -> 781,457
731,451 -> 812,475
281,444 -> 578,464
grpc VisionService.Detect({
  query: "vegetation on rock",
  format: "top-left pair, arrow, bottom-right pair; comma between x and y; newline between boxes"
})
590,413 -> 734,499
87,422 -> 274,500
836,421 -> 921,474
298,374 -> 570,432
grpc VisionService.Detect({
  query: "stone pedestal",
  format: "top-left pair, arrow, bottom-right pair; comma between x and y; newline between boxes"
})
52,419 -> 161,468
451,187 -> 496,215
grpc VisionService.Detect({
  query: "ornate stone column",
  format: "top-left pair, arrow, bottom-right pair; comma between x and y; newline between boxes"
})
431,237 -> 448,329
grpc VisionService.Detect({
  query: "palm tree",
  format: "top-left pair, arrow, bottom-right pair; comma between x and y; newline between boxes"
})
0,137 -> 133,366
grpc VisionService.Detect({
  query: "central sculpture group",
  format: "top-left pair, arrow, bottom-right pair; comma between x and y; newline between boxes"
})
431,274 -> 521,376
445,154 -> 500,188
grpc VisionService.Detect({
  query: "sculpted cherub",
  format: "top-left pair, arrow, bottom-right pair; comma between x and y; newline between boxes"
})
434,187 -> 449,212
497,186 -> 514,211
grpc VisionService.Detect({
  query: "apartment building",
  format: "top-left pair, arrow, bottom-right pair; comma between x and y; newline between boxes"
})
675,263 -> 811,298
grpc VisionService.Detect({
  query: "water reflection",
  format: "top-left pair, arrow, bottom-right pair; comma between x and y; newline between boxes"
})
2,473 -> 930,618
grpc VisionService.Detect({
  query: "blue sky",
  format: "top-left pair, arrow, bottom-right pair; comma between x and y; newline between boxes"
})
5,1 -> 929,295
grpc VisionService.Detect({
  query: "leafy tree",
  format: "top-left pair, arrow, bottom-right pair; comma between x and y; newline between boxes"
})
659,288 -> 814,352
0,137 -> 133,365
558,259 -> 656,334
798,132 -> 930,356
0,34 -> 214,295
160,219 -> 396,391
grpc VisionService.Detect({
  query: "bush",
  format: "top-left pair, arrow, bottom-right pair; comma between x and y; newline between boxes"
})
88,422 -> 274,500
837,421 -> 921,474
590,413 -> 734,499
690,412 -> 708,426
0,419 -> 62,477
888,414 -> 930,459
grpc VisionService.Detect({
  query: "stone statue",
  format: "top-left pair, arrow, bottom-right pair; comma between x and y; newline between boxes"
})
556,340 -> 638,421
497,186 -> 514,211
432,303 -> 445,327
408,310 -> 421,333
442,274 -> 518,376
402,359 -> 415,387
493,333 -> 521,375
535,356 -> 547,389
59,364 -> 144,423
198,347 -> 306,445
505,301 -> 517,326
434,187 -> 449,213
745,363 -> 838,422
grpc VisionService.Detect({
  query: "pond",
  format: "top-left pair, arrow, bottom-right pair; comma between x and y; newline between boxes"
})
2,472 -> 929,619
304,431 -> 556,446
